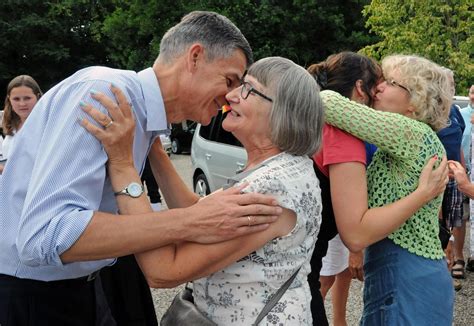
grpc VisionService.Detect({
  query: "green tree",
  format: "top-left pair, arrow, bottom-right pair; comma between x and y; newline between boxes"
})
100,0 -> 375,70
362,0 -> 473,94
0,0 -> 113,95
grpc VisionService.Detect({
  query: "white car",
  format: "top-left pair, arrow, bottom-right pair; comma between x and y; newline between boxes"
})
160,134 -> 172,156
453,95 -> 469,109
191,111 -> 246,196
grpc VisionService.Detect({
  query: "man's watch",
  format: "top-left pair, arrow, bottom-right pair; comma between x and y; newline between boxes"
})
114,182 -> 144,198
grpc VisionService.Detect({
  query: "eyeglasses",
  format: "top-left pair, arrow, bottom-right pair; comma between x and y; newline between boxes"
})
240,81 -> 273,102
385,79 -> 411,94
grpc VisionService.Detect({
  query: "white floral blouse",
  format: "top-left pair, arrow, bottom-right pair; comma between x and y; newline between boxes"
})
193,152 -> 322,325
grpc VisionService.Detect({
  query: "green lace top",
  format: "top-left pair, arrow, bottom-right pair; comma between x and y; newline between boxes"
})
320,90 -> 445,259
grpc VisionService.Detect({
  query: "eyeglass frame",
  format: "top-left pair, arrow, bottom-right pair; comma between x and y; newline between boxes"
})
238,71 -> 273,102
385,79 -> 411,94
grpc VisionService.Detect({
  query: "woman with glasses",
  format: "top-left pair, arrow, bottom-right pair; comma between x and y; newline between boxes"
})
305,52 -> 449,326
319,54 -> 454,325
80,57 -> 325,325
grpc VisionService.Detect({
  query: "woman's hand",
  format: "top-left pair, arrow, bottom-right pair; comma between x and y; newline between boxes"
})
79,85 -> 135,171
416,155 -> 448,203
348,251 -> 364,281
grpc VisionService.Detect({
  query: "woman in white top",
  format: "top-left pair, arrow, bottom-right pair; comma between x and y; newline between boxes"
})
1,75 -> 42,173
81,57 -> 324,325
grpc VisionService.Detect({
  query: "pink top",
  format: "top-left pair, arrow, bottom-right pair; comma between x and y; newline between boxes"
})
313,124 -> 366,177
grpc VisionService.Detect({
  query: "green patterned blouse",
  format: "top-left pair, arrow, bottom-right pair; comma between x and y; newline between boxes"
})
321,90 -> 445,259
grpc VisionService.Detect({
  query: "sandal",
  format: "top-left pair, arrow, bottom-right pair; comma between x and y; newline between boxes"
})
451,259 -> 465,279
453,278 -> 462,292
466,258 -> 474,272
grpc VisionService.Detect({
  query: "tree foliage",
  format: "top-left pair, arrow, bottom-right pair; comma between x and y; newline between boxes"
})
361,0 -> 473,94
0,0 -> 373,96
0,0 -> 114,97
6,0 -> 471,100
99,0 -> 374,70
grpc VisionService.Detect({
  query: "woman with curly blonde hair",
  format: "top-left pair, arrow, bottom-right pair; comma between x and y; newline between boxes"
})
320,54 -> 454,325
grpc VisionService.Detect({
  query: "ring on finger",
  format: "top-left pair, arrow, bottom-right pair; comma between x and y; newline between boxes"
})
247,216 -> 251,227
104,120 -> 114,129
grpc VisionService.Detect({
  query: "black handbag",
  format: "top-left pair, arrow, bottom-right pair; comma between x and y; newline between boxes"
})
160,285 -> 216,326
160,268 -> 301,326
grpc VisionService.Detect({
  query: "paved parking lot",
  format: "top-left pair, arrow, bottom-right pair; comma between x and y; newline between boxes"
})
151,154 -> 473,325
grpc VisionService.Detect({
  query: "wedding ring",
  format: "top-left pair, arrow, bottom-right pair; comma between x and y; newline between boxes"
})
247,216 -> 251,227
104,120 -> 114,129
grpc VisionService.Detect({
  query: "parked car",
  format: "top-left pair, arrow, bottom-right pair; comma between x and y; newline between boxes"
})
453,95 -> 469,109
170,120 -> 196,154
191,111 -> 246,196
160,134 -> 172,156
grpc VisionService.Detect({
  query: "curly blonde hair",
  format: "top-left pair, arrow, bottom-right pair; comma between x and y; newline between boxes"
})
382,55 -> 451,131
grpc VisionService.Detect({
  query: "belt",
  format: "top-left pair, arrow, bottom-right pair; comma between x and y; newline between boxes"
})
0,270 -> 100,285
78,270 -> 100,282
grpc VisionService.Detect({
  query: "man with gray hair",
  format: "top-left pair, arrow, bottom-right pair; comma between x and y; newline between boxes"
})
0,11 -> 281,326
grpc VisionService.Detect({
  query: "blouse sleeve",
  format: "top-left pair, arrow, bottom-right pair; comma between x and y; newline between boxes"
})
320,90 -> 439,161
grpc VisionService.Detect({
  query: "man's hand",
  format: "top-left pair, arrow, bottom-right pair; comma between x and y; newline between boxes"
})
183,183 -> 282,243
348,251 -> 364,281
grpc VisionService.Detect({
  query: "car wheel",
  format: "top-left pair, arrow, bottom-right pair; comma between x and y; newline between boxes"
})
171,138 -> 182,154
194,174 -> 210,197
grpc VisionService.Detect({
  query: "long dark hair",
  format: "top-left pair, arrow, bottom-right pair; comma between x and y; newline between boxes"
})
2,75 -> 42,135
307,52 -> 381,106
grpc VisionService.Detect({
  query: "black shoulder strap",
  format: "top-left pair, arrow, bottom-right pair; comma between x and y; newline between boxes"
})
253,267 -> 301,325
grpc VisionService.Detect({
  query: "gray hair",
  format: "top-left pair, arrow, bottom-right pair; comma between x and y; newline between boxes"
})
158,11 -> 253,66
248,57 -> 324,156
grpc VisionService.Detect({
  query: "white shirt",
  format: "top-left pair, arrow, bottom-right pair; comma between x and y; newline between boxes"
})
2,134 -> 15,160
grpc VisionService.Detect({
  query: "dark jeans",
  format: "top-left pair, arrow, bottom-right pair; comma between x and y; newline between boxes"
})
141,159 -> 161,204
0,273 -> 115,326
100,255 -> 158,326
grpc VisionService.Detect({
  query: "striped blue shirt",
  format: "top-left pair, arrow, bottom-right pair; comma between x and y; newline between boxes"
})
0,67 -> 168,281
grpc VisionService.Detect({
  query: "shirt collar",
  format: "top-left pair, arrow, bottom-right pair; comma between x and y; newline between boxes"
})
137,67 -> 169,133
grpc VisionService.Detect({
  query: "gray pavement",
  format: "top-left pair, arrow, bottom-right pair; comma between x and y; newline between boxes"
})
151,154 -> 473,325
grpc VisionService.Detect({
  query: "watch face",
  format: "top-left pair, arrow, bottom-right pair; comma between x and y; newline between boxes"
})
128,182 -> 143,197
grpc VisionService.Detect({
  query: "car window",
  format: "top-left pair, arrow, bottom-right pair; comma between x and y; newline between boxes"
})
199,111 -> 242,147
198,117 -> 215,140
453,96 -> 469,109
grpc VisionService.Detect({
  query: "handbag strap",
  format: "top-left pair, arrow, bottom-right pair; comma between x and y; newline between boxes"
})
253,267 -> 301,325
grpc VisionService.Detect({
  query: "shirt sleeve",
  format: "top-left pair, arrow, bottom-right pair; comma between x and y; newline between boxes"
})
315,124 -> 366,171
16,80 -> 118,267
320,90 -> 441,162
